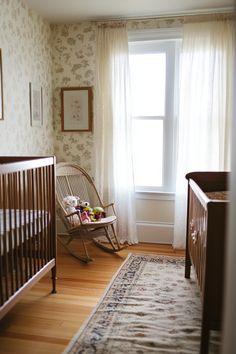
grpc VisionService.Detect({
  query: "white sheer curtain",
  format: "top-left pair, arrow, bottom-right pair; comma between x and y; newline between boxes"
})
94,25 -> 138,244
173,20 -> 235,248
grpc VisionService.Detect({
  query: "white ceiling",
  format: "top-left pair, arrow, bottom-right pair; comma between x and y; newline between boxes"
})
23,0 -> 234,23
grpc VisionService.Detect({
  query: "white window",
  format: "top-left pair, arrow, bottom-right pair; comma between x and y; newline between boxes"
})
129,31 -> 181,192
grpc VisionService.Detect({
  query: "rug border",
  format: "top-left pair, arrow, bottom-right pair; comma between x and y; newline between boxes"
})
62,253 -> 185,354
62,253 -> 134,354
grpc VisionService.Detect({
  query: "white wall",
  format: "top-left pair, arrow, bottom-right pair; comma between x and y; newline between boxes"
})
136,193 -> 175,243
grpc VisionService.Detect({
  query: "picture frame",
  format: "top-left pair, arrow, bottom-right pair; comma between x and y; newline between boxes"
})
61,86 -> 93,132
0,49 -> 4,121
29,82 -> 43,127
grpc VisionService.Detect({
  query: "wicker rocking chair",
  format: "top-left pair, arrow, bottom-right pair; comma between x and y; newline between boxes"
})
56,162 -> 125,262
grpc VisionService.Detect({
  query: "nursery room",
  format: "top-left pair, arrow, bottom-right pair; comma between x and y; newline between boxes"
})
0,0 -> 235,353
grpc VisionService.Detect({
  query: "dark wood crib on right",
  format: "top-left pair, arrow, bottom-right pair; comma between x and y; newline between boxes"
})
185,171 -> 229,354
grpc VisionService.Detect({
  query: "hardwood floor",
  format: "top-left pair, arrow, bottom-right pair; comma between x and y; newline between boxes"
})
0,241 -> 184,354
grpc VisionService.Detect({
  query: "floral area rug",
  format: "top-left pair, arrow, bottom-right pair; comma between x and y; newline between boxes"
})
63,254 -> 220,354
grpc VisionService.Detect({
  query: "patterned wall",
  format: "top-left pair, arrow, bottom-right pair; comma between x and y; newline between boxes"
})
0,0 -> 54,156
51,23 -> 96,173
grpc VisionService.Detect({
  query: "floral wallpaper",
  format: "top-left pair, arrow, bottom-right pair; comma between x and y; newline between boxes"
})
51,23 -> 96,173
0,0 -> 54,156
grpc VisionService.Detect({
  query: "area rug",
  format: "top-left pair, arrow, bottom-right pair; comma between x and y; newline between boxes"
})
63,253 -> 220,354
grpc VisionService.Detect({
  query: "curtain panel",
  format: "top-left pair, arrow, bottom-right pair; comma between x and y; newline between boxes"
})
94,25 -> 138,244
173,20 -> 235,248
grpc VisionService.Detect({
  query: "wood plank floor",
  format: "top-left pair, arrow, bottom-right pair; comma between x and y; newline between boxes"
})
0,241 -> 184,354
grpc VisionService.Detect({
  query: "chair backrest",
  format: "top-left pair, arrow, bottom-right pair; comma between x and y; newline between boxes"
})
56,163 -> 103,229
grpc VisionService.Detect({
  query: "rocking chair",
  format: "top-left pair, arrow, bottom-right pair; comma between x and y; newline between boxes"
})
56,162 -> 125,262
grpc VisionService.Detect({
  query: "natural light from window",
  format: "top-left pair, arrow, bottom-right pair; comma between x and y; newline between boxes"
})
130,52 -> 166,188
130,53 -> 166,117
132,119 -> 163,187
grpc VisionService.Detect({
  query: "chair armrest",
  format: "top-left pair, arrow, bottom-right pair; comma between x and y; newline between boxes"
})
103,202 -> 114,208
103,203 -> 116,216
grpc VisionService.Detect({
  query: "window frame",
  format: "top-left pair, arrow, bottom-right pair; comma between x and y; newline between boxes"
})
128,29 -> 182,193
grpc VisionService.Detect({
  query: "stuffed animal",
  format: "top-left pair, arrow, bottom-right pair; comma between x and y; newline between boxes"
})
80,200 -> 90,208
80,210 -> 91,223
76,199 -> 90,213
93,206 -> 105,221
63,195 -> 80,226
81,206 -> 96,222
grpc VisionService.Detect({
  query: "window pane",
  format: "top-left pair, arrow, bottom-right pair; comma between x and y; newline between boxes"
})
132,119 -> 163,187
130,53 -> 166,117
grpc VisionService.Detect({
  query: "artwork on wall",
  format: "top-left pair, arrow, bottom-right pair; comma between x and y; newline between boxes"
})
61,86 -> 93,132
0,49 -> 4,120
29,82 -> 43,127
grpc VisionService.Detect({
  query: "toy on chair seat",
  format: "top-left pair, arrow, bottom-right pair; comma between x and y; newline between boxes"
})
80,203 -> 105,221
93,206 -> 105,221
63,195 -> 80,226
76,200 -> 90,212
80,210 -> 91,223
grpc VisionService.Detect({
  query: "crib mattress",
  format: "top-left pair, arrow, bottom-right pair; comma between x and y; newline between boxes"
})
0,209 -> 47,254
205,190 -> 229,201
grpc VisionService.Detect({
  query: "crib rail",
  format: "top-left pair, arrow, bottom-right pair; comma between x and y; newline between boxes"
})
0,156 -> 56,315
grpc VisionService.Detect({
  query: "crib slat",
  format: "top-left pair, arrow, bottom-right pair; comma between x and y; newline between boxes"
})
39,166 -> 45,267
27,170 -> 32,279
32,169 -> 37,275
41,166 -> 47,266
0,175 -> 3,305
47,166 -> 52,261
42,166 -> 47,265
13,173 -> 18,290
46,166 -> 50,262
17,170 -> 24,288
23,170 -> 28,283
8,173 -> 15,296
2,175 -> 9,301
12,172 -> 19,292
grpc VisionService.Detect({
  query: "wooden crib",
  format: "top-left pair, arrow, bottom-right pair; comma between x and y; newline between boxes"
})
185,171 -> 229,354
0,156 -> 57,320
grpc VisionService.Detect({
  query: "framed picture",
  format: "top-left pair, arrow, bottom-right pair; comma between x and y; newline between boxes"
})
29,82 -> 43,127
61,86 -> 93,132
0,49 -> 3,120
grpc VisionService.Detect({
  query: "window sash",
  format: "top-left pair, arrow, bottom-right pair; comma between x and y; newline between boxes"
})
129,38 -> 180,192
